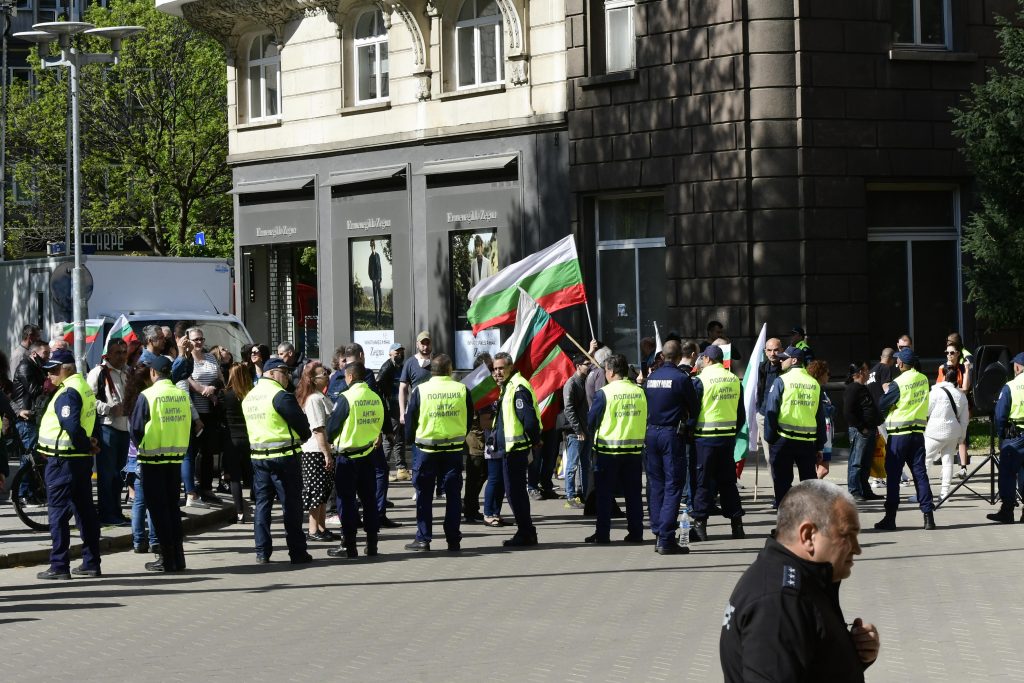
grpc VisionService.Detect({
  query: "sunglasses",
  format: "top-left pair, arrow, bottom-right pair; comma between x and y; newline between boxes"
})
946,351 -> 958,355
191,337 -> 204,343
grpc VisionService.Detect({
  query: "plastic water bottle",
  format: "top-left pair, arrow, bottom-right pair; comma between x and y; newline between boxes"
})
678,507 -> 691,550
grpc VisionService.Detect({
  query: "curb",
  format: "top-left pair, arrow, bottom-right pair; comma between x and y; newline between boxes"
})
0,504 -> 237,569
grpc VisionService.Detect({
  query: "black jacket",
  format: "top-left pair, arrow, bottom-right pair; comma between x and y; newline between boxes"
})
562,372 -> 588,435
376,357 -> 400,420
11,356 -> 45,414
720,539 -> 870,683
843,382 -> 881,433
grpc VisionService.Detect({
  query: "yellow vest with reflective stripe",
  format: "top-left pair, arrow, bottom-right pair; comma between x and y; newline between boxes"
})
500,373 -> 541,453
595,378 -> 648,453
138,379 -> 192,464
694,363 -> 740,438
415,376 -> 469,453
777,367 -> 821,442
333,381 -> 384,458
243,378 -> 302,459
1007,373 -> 1024,425
38,374 -> 96,457
885,368 -> 929,435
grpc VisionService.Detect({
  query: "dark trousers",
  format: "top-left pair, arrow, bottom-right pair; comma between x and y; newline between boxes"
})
252,455 -> 308,560
372,445 -> 389,515
195,412 -> 216,492
645,427 -> 687,542
694,439 -> 744,520
464,453 -> 486,517
95,425 -> 129,523
885,433 -> 933,514
769,438 -> 818,506
484,457 -> 506,517
335,453 -> 379,549
141,462 -> 185,570
594,450 -> 644,541
683,438 -> 697,505
46,456 -> 101,573
383,416 -> 407,469
503,449 -> 536,535
412,446 -> 463,543
999,438 -> 1024,505
528,429 -> 560,492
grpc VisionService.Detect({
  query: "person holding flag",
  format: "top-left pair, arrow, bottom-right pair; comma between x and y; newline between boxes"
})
87,337 -> 132,526
691,345 -> 746,543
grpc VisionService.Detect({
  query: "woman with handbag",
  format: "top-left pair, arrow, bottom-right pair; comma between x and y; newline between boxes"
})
927,364 -> 970,501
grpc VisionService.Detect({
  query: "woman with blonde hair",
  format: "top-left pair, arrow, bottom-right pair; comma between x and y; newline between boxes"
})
295,361 -> 336,542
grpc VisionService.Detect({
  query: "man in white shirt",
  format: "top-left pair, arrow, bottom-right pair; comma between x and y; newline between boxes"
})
87,338 -> 131,526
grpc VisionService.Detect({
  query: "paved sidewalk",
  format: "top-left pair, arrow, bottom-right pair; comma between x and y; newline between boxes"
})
1,450 -> 1022,682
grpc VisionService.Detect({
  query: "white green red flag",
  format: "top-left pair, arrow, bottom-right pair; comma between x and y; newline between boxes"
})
462,362 -> 499,411
467,235 -> 586,334
63,320 -> 102,344
528,347 -> 575,431
105,314 -> 139,353
734,323 -> 767,463
505,288 -> 567,377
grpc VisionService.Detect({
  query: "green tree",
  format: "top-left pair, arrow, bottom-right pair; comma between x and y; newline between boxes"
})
6,0 -> 231,257
952,1 -> 1024,328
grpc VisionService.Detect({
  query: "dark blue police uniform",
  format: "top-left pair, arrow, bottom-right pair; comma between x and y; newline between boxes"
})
332,369 -> 393,522
493,381 -> 541,542
643,364 -> 699,549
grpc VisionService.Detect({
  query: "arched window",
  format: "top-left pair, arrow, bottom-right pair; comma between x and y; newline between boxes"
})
455,0 -> 503,89
354,9 -> 389,103
247,33 -> 281,121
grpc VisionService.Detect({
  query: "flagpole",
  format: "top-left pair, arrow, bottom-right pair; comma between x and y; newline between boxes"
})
564,331 -> 599,366
583,303 -> 596,340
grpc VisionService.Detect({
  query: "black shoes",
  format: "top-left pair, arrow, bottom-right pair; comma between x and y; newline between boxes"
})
464,512 -> 485,523
447,541 -> 461,552
655,541 -> 689,555
987,504 -> 1015,524
874,514 -> 897,531
405,540 -> 431,552
255,555 -> 270,564
145,560 -> 167,572
584,533 -> 610,544
366,545 -> 378,557
503,533 -> 539,548
133,544 -> 150,554
328,545 -> 358,559
623,533 -> 645,543
731,518 -> 746,539
923,512 -> 937,530
379,516 -> 402,528
691,519 -> 708,542
37,568 -> 71,580
291,553 -> 314,565
72,564 -> 101,578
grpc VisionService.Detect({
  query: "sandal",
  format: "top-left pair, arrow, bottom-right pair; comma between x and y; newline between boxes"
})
484,516 -> 502,527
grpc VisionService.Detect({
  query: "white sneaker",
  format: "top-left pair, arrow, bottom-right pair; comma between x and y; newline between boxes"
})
955,468 -> 967,480
185,495 -> 210,509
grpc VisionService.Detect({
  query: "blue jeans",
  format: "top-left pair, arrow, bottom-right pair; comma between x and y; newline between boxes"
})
96,425 -> 129,523
131,465 -> 158,548
484,458 -> 505,517
181,438 -> 197,495
15,420 -> 38,498
412,447 -> 463,543
564,434 -> 591,501
252,456 -> 308,561
847,427 -> 875,497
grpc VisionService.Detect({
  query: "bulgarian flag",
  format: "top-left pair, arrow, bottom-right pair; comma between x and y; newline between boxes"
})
105,314 -> 139,353
467,234 -> 586,334
528,347 -> 575,431
734,323 -> 767,463
505,288 -> 567,377
462,362 -> 499,411
63,320 -> 103,344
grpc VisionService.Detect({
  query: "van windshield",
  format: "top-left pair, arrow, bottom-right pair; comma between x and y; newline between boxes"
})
124,319 -> 254,359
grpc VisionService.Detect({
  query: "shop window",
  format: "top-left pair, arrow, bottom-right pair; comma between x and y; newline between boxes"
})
451,228 -> 502,368
354,9 -> 389,103
350,236 -> 394,334
245,33 -> 281,122
891,0 -> 951,48
595,195 -> 666,364
456,0 -> 504,89
604,0 -> 635,73
866,187 -> 961,356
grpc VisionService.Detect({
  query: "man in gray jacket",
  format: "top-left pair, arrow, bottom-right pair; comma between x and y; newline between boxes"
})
562,354 -> 591,508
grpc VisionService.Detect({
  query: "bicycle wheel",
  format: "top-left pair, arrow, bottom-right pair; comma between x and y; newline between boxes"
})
11,462 -> 49,531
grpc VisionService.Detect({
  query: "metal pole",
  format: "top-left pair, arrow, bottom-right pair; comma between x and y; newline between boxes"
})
70,48 -> 84,373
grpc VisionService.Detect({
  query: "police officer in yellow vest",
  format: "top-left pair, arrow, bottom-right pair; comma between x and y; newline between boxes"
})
764,346 -> 826,511
325,361 -> 385,559
585,353 -> 648,544
988,352 -> 1024,523
492,351 -> 542,548
36,349 -> 102,580
403,354 -> 473,552
690,345 -> 746,543
242,357 -> 313,564
874,348 -> 936,531
129,355 -> 191,572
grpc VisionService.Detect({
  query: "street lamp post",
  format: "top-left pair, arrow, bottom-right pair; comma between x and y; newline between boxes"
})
14,21 -> 143,373
0,0 -> 15,263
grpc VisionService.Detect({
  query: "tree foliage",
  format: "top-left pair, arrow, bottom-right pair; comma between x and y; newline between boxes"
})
5,0 -> 231,257
952,1 -> 1024,328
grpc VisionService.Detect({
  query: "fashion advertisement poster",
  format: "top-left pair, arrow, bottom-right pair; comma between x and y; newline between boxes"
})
350,236 -> 394,368
451,229 -> 501,368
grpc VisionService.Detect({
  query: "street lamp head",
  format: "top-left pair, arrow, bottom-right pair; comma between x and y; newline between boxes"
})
11,30 -> 56,44
83,25 -> 145,55
33,21 -> 96,36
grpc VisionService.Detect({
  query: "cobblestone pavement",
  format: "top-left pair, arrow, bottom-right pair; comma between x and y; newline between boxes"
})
2,455 -> 1023,682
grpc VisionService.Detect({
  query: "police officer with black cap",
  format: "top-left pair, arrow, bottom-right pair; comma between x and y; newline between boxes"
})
986,352 -> 1024,523
643,340 -> 699,554
874,348 -> 935,531
763,345 -> 826,508
36,348 -> 103,580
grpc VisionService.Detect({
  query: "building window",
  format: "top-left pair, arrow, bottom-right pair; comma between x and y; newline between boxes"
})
354,9 -> 389,103
891,0 -> 950,48
604,0 -> 635,72
246,33 -> 281,121
456,0 -> 503,89
595,195 -> 666,364
866,187 -> 961,356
